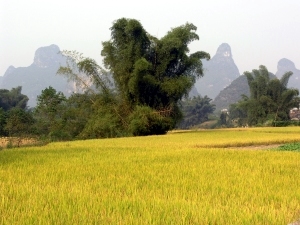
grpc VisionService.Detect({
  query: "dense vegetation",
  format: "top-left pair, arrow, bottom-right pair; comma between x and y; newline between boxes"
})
0,87 -> 34,138
55,18 -> 211,138
178,95 -> 215,129
222,65 -> 300,127
1,19 -> 299,142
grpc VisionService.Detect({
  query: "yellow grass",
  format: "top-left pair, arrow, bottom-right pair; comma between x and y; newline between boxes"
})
0,127 -> 300,224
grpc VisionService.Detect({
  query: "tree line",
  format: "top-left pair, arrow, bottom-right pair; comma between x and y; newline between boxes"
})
220,65 -> 300,127
0,18 -> 214,141
1,18 -> 299,143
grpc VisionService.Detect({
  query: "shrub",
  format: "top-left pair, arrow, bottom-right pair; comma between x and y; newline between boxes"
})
129,106 -> 172,136
273,121 -> 300,127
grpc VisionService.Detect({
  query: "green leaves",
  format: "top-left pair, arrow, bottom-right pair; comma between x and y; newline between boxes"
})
102,18 -> 209,110
178,96 -> 215,129
5,108 -> 34,137
0,87 -> 28,111
230,65 -> 299,126
128,105 -> 172,136
34,87 -> 67,139
100,18 -> 210,134
36,86 -> 66,114
56,18 -> 210,137
0,87 -> 33,138
58,51 -> 112,96
277,142 -> 300,151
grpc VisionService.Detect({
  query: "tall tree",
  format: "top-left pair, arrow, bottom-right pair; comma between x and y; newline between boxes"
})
58,52 -> 130,138
101,18 -> 210,134
34,86 -> 67,139
58,18 -> 210,136
102,18 -> 210,110
60,93 -> 94,139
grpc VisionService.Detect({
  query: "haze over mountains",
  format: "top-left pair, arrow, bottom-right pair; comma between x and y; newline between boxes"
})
275,58 -> 300,89
1,44 -> 299,109
194,43 -> 300,112
211,55 -> 300,112
0,45 -> 75,107
194,43 -> 240,99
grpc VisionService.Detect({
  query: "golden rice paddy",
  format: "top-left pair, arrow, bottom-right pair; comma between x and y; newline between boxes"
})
0,127 -> 300,224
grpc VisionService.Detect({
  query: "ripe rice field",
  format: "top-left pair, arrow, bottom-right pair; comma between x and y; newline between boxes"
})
0,127 -> 300,224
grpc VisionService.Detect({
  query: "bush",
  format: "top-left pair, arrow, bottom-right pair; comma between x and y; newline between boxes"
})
129,106 -> 172,136
79,107 -> 126,139
272,121 -> 300,127
48,130 -> 72,141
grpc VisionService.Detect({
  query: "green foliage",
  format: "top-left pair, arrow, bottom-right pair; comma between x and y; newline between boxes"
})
57,50 -> 113,96
101,18 -> 210,132
219,111 -> 229,126
5,139 -> 13,149
228,102 -> 248,127
0,87 -> 32,138
56,18 -> 209,137
277,142 -> 300,151
79,94 -> 128,139
60,93 -> 94,139
0,87 -> 28,111
0,108 -> 7,136
4,108 -> 34,137
178,96 -> 215,129
128,106 -> 173,136
34,86 -> 67,140
272,120 -> 300,127
230,65 -> 299,126
57,50 -> 128,139
48,130 -> 71,142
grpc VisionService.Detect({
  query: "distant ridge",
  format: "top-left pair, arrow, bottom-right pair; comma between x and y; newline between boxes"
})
194,43 -> 240,99
1,44 -> 299,110
0,44 -> 75,107
275,58 -> 300,90
213,71 -> 279,113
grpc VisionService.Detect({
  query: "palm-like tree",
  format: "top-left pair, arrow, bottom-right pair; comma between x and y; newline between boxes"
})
235,65 -> 299,125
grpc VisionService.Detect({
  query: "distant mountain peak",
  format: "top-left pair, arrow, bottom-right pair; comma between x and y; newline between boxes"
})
275,58 -> 300,89
3,66 -> 16,77
33,44 -> 63,68
194,43 -> 240,99
277,58 -> 296,72
0,44 -> 73,107
214,43 -> 232,59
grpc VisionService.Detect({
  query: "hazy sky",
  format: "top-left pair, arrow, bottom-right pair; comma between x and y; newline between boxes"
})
1,0 -> 299,77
